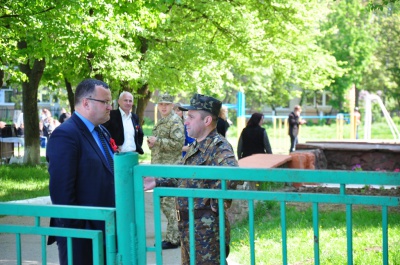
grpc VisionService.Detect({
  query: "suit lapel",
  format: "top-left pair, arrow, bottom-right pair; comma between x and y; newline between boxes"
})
116,110 -> 123,129
72,114 -> 112,173
131,113 -> 138,133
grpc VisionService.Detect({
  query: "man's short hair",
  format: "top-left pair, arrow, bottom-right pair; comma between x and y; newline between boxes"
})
198,110 -> 218,123
119,91 -> 133,100
75,79 -> 109,105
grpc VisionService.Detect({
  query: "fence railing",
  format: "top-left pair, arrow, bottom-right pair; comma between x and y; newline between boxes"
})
0,204 -> 117,265
0,152 -> 399,265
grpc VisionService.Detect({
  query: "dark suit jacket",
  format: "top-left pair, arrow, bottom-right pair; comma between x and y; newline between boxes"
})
288,111 -> 301,137
103,109 -> 144,154
46,113 -> 115,264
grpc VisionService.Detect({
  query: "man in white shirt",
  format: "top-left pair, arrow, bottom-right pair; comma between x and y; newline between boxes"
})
103,91 -> 144,154
14,111 -> 24,137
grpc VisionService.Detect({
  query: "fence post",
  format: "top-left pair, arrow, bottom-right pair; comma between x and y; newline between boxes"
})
115,152 -> 138,265
237,91 -> 246,140
336,114 -> 344,140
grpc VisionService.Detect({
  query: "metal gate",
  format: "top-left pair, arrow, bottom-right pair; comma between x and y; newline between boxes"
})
1,152 -> 399,264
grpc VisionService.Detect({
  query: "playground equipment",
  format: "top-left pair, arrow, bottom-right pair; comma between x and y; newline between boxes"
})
236,91 -> 400,142
336,114 -> 344,140
236,92 -> 246,136
152,92 -> 351,144
363,93 -> 400,140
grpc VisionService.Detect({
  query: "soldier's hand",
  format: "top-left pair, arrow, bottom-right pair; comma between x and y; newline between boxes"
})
144,177 -> 156,191
147,136 -> 157,148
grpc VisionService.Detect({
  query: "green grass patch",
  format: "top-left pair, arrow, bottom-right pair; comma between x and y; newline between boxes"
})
2,121 -> 398,201
0,164 -> 50,202
230,201 -> 400,264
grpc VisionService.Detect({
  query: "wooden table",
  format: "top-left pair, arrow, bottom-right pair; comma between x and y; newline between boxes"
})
0,137 -> 24,164
238,154 -> 292,169
238,154 -> 292,190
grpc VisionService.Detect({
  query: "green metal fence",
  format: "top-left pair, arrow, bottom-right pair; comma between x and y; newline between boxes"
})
0,151 -> 399,264
0,204 -> 116,265
125,154 -> 399,265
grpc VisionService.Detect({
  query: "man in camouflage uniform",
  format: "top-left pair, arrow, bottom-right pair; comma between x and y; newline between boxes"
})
145,94 -> 241,264
147,93 -> 185,249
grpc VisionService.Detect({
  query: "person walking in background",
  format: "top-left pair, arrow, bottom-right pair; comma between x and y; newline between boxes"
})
354,107 -> 361,139
147,93 -> 185,249
288,105 -> 306,153
216,105 -> 230,137
14,111 -> 24,137
144,93 -> 242,264
40,108 -> 57,139
173,103 -> 195,157
46,79 -> 115,265
40,108 -> 49,122
103,91 -> 144,154
237,112 -> 272,159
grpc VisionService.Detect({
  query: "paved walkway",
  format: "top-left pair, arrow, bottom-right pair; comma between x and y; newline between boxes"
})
0,192 -> 182,265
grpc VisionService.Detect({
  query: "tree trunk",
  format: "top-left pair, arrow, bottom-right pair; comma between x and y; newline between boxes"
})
0,69 -> 4,87
136,83 -> 152,126
355,84 -> 359,108
135,36 -> 152,125
65,78 -> 75,113
18,41 -> 46,165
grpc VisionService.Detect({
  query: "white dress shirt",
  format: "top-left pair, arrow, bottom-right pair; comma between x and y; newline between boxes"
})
119,108 -> 136,152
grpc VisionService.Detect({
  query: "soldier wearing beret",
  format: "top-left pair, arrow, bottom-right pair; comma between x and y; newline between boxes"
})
147,93 -> 185,249
145,94 -> 241,264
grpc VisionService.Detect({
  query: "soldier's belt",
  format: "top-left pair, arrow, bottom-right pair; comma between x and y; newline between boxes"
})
176,209 -> 217,222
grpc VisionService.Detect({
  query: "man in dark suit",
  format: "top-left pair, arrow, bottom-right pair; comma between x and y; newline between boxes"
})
103,91 -> 144,154
288,105 -> 306,153
46,78 -> 115,265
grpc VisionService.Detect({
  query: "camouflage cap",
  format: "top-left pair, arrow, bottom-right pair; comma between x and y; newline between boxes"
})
179,94 -> 222,117
157,93 -> 174,103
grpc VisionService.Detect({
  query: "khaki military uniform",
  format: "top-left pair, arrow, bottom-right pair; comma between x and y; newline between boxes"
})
151,111 -> 185,245
157,129 -> 240,264
151,112 -> 184,164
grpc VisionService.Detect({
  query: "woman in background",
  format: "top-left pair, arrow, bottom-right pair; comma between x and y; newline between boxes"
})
217,105 -> 231,137
237,112 -> 272,159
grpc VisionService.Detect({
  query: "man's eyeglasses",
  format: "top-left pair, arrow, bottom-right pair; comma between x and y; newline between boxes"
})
86,98 -> 112,107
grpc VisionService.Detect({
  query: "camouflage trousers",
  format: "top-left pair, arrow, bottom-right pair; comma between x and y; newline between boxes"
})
160,196 -> 180,244
178,213 -> 230,265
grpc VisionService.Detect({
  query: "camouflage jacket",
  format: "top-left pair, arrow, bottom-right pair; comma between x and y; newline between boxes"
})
156,129 -> 240,211
151,112 -> 185,164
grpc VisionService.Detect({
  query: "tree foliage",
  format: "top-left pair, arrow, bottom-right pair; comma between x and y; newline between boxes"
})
361,2 -> 400,110
319,0 -> 376,111
3,0 -> 398,163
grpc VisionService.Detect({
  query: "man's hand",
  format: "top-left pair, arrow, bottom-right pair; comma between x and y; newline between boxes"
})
144,177 -> 156,191
182,145 -> 190,152
147,136 -> 157,149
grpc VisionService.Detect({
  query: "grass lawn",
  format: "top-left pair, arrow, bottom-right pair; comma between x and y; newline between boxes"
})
1,121 -> 399,202
230,201 -> 400,264
0,164 -> 49,202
